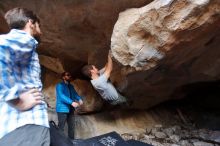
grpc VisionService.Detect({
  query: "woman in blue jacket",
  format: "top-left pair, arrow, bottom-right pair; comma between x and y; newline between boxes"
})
56,71 -> 83,139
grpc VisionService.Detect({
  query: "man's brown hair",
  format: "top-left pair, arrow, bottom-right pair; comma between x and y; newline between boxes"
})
4,7 -> 40,29
81,65 -> 93,78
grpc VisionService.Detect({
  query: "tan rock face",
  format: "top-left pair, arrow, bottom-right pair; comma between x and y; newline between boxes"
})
0,0 -> 152,68
0,0 -> 152,112
112,0 -> 220,70
0,0 -> 220,111
111,0 -> 220,108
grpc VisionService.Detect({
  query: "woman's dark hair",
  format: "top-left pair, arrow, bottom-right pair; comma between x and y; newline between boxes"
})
4,7 -> 40,29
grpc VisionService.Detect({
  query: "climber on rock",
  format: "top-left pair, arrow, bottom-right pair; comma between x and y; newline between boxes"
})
81,51 -> 130,107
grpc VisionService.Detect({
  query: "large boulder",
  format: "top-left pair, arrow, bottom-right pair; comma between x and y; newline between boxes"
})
111,0 -> 220,108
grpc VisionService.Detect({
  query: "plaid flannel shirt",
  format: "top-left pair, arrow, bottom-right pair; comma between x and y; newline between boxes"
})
0,29 -> 49,139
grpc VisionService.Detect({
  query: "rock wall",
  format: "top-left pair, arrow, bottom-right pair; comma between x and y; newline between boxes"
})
0,0 -> 220,111
1,0 -> 220,140
111,0 -> 220,109
0,0 -> 153,111
0,0 -> 152,69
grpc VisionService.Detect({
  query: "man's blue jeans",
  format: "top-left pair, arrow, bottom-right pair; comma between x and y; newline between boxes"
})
57,112 -> 75,139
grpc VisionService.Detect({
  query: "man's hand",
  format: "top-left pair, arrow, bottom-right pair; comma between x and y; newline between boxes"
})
78,99 -> 83,105
108,51 -> 113,61
71,101 -> 79,108
108,50 -> 113,58
8,89 -> 44,111
104,50 -> 113,79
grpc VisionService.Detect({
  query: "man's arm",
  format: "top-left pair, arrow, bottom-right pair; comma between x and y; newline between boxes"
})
0,44 -> 19,102
7,89 -> 44,111
103,53 -> 113,79
0,38 -> 35,102
99,65 -> 106,74
56,84 -> 79,108
56,84 -> 74,104
70,85 -> 83,105
0,35 -> 43,111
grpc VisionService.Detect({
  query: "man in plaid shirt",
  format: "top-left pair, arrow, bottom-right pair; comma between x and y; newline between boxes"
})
0,8 -> 50,146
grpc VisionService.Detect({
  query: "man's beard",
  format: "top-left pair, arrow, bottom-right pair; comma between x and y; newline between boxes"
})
34,35 -> 41,44
66,78 -> 72,82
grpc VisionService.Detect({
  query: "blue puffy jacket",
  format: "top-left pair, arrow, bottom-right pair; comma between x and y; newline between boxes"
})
56,81 -> 82,113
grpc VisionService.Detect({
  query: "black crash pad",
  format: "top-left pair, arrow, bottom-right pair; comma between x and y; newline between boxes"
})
73,131 -> 131,146
72,131 -> 153,146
